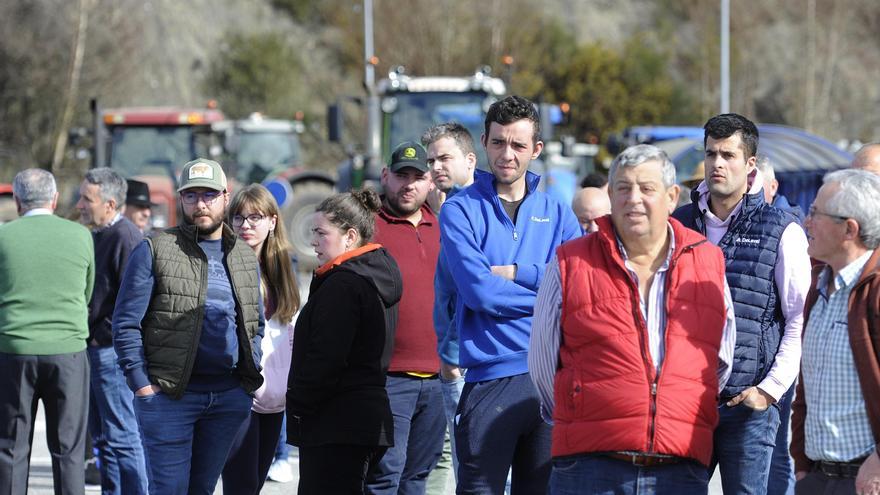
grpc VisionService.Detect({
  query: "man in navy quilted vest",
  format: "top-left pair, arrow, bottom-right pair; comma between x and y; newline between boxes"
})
673,114 -> 812,495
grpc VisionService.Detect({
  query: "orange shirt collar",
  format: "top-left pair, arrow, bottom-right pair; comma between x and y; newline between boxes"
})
315,243 -> 382,277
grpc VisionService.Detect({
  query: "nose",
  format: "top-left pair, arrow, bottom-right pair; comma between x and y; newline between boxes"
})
587,220 -> 600,233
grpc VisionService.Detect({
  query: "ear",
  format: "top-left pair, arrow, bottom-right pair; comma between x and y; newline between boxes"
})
532,140 -> 544,159
481,133 -> 488,149
268,214 -> 277,232
666,184 -> 681,213
345,227 -> 361,247
746,155 -> 757,172
844,218 -> 861,242
466,152 -> 477,173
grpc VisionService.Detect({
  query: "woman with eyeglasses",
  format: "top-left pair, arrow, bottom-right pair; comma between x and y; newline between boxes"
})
288,190 -> 402,494
221,184 -> 300,494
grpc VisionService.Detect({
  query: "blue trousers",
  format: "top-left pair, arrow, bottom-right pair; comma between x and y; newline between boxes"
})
440,373 -> 465,479
550,455 -> 709,495
133,386 -> 252,495
87,345 -> 148,495
366,375 -> 446,495
455,373 -> 551,495
767,386 -> 795,495
712,402 -> 781,495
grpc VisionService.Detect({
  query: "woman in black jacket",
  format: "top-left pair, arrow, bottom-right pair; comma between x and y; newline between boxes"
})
287,189 -> 402,494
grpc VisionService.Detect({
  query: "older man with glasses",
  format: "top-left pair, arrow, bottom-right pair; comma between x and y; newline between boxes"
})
791,169 -> 880,495
113,158 -> 265,495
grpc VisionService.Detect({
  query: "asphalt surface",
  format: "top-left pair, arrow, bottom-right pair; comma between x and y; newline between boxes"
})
26,401 -> 724,494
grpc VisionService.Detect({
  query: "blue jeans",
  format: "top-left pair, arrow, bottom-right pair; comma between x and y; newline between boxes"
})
133,386 -> 252,495
366,375 -> 446,495
87,345 -> 148,495
712,402 -> 781,495
441,373 -> 465,479
768,386 -> 795,495
274,413 -> 290,461
550,455 -> 709,495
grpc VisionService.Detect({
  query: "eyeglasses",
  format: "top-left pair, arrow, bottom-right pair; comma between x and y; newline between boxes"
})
181,190 -> 223,205
807,205 -> 847,222
232,213 -> 266,227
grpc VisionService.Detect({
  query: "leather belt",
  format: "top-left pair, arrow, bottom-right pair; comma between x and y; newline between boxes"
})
603,452 -> 685,467
813,458 -> 866,478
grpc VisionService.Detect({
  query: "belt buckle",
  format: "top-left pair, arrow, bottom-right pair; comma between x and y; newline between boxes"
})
629,454 -> 654,467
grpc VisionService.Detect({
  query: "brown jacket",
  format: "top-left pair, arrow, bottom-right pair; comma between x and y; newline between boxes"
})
791,249 -> 880,472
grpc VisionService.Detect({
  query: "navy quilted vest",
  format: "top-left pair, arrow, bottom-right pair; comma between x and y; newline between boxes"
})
673,188 -> 795,398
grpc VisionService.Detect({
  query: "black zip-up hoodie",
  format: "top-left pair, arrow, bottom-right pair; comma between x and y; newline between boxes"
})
287,246 -> 402,447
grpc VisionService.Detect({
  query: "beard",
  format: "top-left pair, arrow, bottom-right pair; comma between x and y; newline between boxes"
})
183,210 -> 224,237
383,192 -> 421,218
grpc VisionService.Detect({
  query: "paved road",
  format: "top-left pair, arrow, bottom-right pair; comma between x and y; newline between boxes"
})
27,404 -> 723,494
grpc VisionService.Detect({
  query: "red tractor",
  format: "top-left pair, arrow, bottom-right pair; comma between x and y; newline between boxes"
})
90,100 -> 225,229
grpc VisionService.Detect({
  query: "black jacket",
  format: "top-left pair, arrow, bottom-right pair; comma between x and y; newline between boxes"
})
287,246 -> 402,447
88,217 -> 142,346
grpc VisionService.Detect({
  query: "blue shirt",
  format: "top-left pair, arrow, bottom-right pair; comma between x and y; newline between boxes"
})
803,250 -> 876,462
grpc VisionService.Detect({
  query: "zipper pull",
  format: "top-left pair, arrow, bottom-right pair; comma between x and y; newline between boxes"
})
651,383 -> 657,396
513,230 -> 519,241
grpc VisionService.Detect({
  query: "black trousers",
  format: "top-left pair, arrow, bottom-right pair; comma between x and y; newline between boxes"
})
0,350 -> 90,495
221,410 -> 284,495
795,470 -> 856,495
298,444 -> 387,495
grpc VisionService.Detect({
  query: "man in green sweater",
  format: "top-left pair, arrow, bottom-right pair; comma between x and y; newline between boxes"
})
0,168 -> 95,495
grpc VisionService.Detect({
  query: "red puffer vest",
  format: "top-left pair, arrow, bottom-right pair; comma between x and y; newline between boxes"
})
553,216 -> 726,466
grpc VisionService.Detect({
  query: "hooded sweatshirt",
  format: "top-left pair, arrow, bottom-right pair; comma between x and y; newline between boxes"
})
287,244 -> 403,447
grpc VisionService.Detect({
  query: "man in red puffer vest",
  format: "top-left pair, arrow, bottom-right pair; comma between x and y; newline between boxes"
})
529,144 -> 736,494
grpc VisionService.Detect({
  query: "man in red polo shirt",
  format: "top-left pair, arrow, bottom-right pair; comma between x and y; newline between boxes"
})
366,141 -> 445,494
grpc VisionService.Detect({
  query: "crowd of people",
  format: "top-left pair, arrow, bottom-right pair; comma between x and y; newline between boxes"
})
0,94 -> 879,495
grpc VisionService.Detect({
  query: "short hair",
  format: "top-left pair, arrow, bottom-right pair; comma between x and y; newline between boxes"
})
484,95 -> 540,144
704,113 -> 759,158
316,189 -> 382,245
421,122 -> 476,156
580,171 -> 608,189
609,144 -> 677,188
12,168 -> 56,211
823,169 -> 880,249
83,167 -> 127,211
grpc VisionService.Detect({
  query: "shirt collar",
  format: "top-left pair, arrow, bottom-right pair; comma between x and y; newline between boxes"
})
818,249 -> 875,295
615,223 -> 676,272
22,208 -> 53,217
93,213 -> 123,233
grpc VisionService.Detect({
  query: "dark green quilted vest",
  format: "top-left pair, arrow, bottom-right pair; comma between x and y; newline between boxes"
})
143,224 -> 263,399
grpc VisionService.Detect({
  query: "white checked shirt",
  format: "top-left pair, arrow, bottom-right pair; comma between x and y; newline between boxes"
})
803,250 -> 876,463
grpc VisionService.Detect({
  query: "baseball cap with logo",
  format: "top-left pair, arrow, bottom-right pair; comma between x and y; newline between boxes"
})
177,158 -> 228,192
389,141 -> 429,173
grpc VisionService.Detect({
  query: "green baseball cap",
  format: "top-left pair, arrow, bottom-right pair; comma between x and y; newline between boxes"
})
178,158 -> 228,192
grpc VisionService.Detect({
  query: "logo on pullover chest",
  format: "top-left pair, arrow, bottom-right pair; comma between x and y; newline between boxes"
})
734,235 -> 761,246
530,216 -> 551,223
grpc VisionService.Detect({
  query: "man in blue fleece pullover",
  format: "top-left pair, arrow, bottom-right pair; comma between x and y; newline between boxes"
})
438,96 -> 581,493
